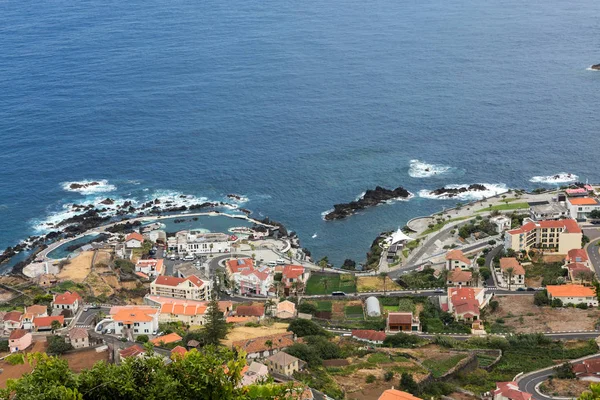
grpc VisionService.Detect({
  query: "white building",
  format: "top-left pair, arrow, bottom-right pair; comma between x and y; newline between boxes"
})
226,258 -> 273,296
445,250 -> 473,270
490,216 -> 511,233
546,285 -> 598,307
68,327 -> 90,349
135,259 -> 164,278
107,306 -> 160,336
52,291 -> 82,314
529,202 -> 569,221
504,218 -> 582,254
498,258 -> 525,289
172,230 -> 233,255
125,232 -> 144,249
567,198 -> 600,220
150,275 -> 211,301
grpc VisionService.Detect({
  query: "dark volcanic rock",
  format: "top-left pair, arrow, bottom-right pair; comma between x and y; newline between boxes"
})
100,198 -> 114,205
227,194 -> 242,201
70,181 -> 99,190
430,184 -> 487,198
591,64 -> 600,71
325,186 -> 411,220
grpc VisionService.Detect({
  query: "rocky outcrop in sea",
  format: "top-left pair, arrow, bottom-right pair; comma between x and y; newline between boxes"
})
325,186 -> 412,220
591,64 -> 600,71
430,184 -> 487,198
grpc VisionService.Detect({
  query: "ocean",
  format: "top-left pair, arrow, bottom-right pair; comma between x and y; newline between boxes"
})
1,0 -> 599,267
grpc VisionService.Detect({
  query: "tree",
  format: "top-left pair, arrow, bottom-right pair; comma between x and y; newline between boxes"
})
590,210 -> 600,220
554,362 -> 576,379
341,259 -> 356,271
47,335 -> 73,355
51,319 -> 62,333
551,298 -> 563,308
319,257 -> 328,272
534,290 -> 550,306
297,302 -> 318,315
471,270 -> 480,287
202,298 -> 228,345
579,383 -> 600,400
400,372 -> 419,395
137,334 -> 149,343
0,340 -> 8,352
489,300 -> 499,312
380,272 -> 389,295
287,319 -> 327,337
505,267 -> 514,291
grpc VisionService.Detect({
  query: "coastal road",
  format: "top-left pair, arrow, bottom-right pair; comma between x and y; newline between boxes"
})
584,228 -> 600,278
75,307 -> 111,328
518,354 -> 600,400
486,245 -> 504,287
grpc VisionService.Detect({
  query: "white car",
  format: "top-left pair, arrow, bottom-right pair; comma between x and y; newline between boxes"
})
183,255 -> 195,261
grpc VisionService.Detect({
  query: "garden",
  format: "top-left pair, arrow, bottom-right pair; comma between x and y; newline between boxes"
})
305,273 -> 357,295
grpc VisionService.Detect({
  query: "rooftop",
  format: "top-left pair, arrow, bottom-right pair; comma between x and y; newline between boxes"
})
68,327 -> 89,340
567,249 -> 589,263
351,329 -> 386,342
499,258 -> 525,275
387,312 -> 414,325
447,268 -> 473,283
378,389 -> 423,400
267,351 -> 301,367
53,291 -> 82,305
568,197 -> 598,205
236,305 -> 265,317
9,329 -> 29,340
149,332 -> 182,346
112,307 -> 158,323
493,382 -> 532,400
546,284 -> 596,298
445,249 -> 471,265
232,332 -> 294,354
125,232 -> 144,242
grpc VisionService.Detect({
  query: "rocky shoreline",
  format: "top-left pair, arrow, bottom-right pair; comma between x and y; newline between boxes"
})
324,186 -> 412,220
591,64 -> 600,71
427,184 -> 488,198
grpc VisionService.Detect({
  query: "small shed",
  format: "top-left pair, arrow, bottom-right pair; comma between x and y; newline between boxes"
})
365,296 -> 381,317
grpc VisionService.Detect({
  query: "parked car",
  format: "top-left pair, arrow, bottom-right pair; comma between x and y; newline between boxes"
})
183,254 -> 195,261
331,291 -> 346,296
434,289 -> 445,294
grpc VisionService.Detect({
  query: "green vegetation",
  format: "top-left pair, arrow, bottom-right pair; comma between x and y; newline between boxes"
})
383,305 -> 399,312
525,262 -> 568,286
476,202 -> 529,213
315,301 -> 333,312
398,267 -> 446,290
475,353 -> 498,367
423,354 -> 466,378
344,305 -> 363,318
53,280 -> 87,293
419,301 -> 471,334
0,347 -> 292,399
305,273 -> 356,295
202,298 -> 229,345
421,217 -> 469,236
46,335 -> 73,355
368,352 -> 392,364
383,332 -> 424,348
288,319 -> 330,337
398,298 -> 416,313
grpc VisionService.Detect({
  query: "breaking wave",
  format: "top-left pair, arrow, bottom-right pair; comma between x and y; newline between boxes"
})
408,159 -> 452,178
419,183 -> 509,201
61,180 -> 116,194
529,173 -> 578,184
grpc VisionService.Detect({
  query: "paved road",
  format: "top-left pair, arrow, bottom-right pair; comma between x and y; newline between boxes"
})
486,245 -> 504,287
518,353 -> 600,400
584,228 -> 600,278
75,307 -> 111,327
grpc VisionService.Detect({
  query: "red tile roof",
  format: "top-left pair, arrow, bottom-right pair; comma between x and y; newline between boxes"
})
499,258 -> 525,275
282,265 -> 305,280
448,268 -> 473,283
450,288 -> 480,316
226,258 -> 254,274
573,359 -> 600,374
53,291 -> 82,305
119,344 -> 145,358
68,327 -> 89,340
387,312 -> 414,325
112,307 -> 158,323
546,284 -> 596,298
149,332 -> 182,346
508,219 -> 581,234
33,315 -> 65,328
236,305 -> 265,317
154,275 -> 186,286
379,389 -> 423,400
126,232 -> 144,243
445,249 -> 471,264
351,329 -> 386,342
232,333 -> 294,354
3,311 -> 23,322
567,249 -> 589,263
493,382 -> 532,400
171,346 -> 187,356
240,268 -> 270,281
9,329 -> 29,340
568,197 -> 598,205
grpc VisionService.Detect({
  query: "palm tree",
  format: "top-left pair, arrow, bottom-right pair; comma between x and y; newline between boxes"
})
265,299 -> 275,316
292,281 -> 300,296
471,270 -> 480,287
319,259 -> 327,273
505,267 -> 515,291
379,272 -> 388,295
322,278 -> 329,293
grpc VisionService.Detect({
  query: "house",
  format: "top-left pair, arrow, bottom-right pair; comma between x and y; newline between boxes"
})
492,381 -> 532,400
232,332 -> 295,360
3,311 -> 23,331
119,344 -> 146,359
32,315 -> 64,331
276,300 -> 297,319
145,295 -> 232,326
8,329 -> 32,353
573,359 -> 600,381
149,332 -> 182,347
567,197 -> 600,221
386,312 -> 420,333
22,305 -> 48,330
171,346 -> 187,358
446,268 -> 472,287
446,287 -> 488,322
150,275 -> 211,301
529,202 -> 569,221
498,258 -> 525,289
546,284 -> 598,307
52,291 -> 82,314
135,259 -> 164,278
365,296 -> 381,317
566,263 -> 594,283
265,351 -> 305,377
566,249 -> 590,268
109,306 -> 160,336
566,187 -> 593,197
240,361 -> 269,386
275,265 -> 310,295
226,258 -> 254,276
504,218 -> 582,254
172,230 -> 232,255
226,259 -> 274,296
351,329 -> 386,345
236,305 -> 265,319
125,232 -> 144,248
445,250 -> 472,270
490,215 -> 512,233
378,389 -> 423,400
68,327 -> 90,349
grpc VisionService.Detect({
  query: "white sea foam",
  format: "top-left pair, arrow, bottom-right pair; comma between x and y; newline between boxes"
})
61,180 -> 116,195
529,173 -> 578,184
312,233 -> 318,239
408,159 -> 452,178
320,209 -> 334,220
418,183 -> 509,201
587,66 -> 599,71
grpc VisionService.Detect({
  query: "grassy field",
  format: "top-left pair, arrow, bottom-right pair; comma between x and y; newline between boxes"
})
476,202 -> 529,213
356,276 -> 402,292
421,217 -> 469,236
397,298 -> 416,313
383,305 -> 399,312
316,301 -> 333,312
344,305 -> 364,319
305,273 -> 357,295
423,354 -> 467,378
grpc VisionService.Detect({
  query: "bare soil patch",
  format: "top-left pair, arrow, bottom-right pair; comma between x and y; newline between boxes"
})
357,276 -> 402,292
540,378 -> 591,398
58,251 -> 94,282
493,295 -> 600,333
222,322 -> 289,346
63,348 -> 109,372
93,250 -> 112,267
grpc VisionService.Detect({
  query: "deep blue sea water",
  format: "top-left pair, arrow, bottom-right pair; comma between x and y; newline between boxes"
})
1,0 -> 599,267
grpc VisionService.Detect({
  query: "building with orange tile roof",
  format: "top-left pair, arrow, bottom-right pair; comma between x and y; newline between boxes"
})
135,259 -> 164,278
274,265 -> 310,294
505,218 -> 582,254
275,300 -> 296,319
447,287 -> 487,322
125,232 -> 144,248
226,258 -> 274,297
3,311 -> 23,331
145,295 -> 231,326
32,315 -> 64,331
236,305 -> 265,318
170,345 -> 187,358
8,329 -> 32,353
150,274 -> 211,301
567,197 -> 600,220
109,306 -> 160,337
22,305 -> 48,330
492,381 -> 532,400
149,332 -> 182,346
119,344 -> 146,359
232,332 -> 295,360
52,291 -> 82,313
351,329 -> 386,344
445,250 -> 472,270
546,284 -> 598,307
499,258 -> 525,289
446,268 -> 472,287
378,389 -> 422,400
566,249 -> 590,267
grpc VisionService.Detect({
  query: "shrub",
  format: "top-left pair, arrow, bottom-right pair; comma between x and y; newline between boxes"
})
288,319 -> 328,337
0,340 -> 9,352
554,362 -> 576,379
489,300 -> 499,312
365,374 -> 376,383
399,373 -> 419,395
297,303 -> 318,315
383,332 -> 423,348
47,335 -> 73,355
136,335 -> 149,343
534,290 -> 550,306
244,322 -> 261,328
577,303 -> 589,310
551,298 -> 563,308
384,371 -> 394,381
